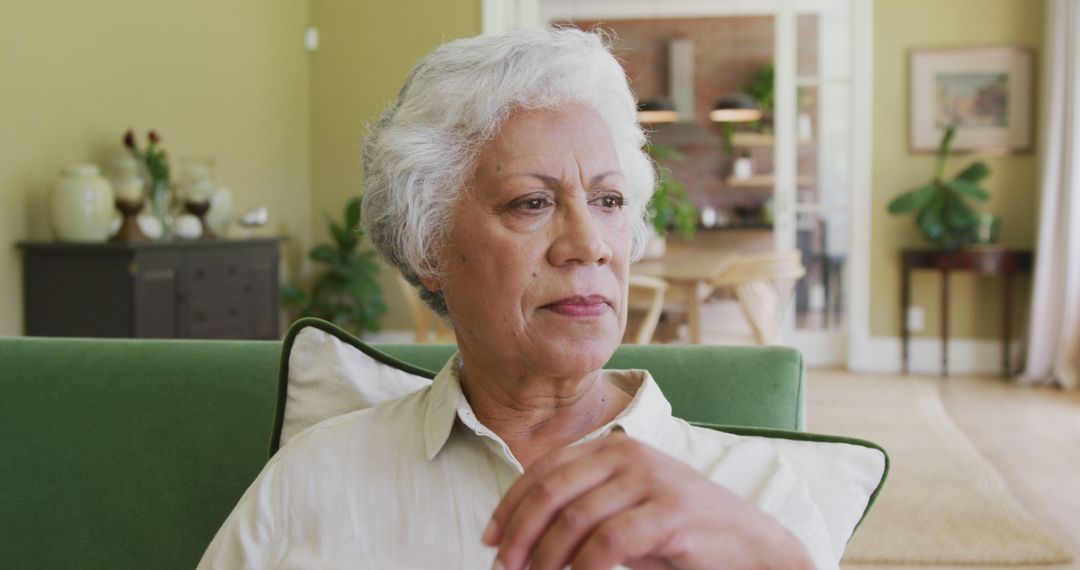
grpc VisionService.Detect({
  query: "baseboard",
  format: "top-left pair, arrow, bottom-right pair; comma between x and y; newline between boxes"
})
850,335 -> 1022,376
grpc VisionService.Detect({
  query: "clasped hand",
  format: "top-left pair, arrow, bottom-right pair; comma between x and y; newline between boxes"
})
482,431 -> 814,570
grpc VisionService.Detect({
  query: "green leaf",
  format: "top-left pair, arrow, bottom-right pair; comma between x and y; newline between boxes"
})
943,192 -> 977,228
916,193 -> 946,241
328,218 -> 358,251
888,184 -> 936,214
936,125 -> 957,179
955,161 -> 990,183
280,284 -> 308,306
345,197 -> 362,232
949,178 -> 990,202
309,244 -> 338,264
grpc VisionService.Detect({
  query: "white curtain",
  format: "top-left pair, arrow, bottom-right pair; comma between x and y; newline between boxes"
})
1020,0 -> 1080,389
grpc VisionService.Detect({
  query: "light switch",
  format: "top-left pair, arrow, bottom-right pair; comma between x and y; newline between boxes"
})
304,26 -> 320,52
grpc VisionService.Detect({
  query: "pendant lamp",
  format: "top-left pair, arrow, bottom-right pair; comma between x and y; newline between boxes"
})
636,99 -> 679,124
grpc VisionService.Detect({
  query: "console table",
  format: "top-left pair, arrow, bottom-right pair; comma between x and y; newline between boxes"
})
18,239 -> 280,340
900,248 -> 1033,377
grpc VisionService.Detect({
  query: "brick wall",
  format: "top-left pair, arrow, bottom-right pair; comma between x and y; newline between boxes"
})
563,16 -> 819,215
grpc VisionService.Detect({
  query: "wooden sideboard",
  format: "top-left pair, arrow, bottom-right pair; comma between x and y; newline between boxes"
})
18,239 -> 280,340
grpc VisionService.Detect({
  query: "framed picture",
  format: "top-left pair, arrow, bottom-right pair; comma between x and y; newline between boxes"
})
909,47 -> 1034,154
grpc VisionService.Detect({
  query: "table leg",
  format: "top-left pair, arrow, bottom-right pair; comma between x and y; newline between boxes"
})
901,257 -> 911,374
1003,273 -> 1012,378
941,269 -> 950,378
688,282 -> 702,345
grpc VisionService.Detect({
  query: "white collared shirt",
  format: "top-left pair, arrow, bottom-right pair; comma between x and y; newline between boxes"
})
198,357 -> 837,569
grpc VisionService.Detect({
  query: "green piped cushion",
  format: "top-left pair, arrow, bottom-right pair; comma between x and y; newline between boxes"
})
273,318 -> 887,554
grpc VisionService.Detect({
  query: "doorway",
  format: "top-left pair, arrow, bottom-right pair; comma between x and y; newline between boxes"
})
485,0 -> 873,368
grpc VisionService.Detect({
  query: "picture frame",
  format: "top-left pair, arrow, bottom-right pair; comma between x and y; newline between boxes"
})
909,47 -> 1034,154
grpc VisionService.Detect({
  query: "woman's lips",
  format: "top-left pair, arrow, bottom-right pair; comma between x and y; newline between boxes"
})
543,295 -> 611,317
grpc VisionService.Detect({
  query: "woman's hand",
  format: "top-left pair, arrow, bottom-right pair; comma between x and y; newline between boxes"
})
482,432 -> 814,570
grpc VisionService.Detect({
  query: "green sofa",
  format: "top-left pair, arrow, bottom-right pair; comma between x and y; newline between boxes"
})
0,333 -> 812,569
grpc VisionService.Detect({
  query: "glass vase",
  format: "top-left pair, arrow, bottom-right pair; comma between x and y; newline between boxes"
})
150,180 -> 172,240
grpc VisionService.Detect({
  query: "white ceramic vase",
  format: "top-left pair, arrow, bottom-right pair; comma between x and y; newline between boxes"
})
49,164 -> 114,242
205,185 -> 234,237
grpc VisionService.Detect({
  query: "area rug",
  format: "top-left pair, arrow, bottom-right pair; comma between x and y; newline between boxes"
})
806,371 -> 1072,565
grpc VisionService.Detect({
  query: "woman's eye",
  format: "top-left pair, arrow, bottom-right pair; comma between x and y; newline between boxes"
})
599,195 -> 625,209
512,196 -> 551,211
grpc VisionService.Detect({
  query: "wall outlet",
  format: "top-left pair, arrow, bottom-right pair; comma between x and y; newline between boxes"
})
906,305 -> 925,333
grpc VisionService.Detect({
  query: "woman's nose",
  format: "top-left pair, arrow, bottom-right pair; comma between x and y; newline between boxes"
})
547,199 -> 612,267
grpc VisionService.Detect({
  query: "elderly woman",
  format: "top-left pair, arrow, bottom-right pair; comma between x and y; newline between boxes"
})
200,28 -> 835,569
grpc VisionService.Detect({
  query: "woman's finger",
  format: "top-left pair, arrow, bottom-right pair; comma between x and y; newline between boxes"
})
526,471 -> 652,570
570,502 -> 684,570
484,433 -> 622,546
494,441 -> 629,570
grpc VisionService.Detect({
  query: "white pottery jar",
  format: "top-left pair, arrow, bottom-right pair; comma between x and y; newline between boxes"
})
49,164 -> 114,242
205,185 -> 234,237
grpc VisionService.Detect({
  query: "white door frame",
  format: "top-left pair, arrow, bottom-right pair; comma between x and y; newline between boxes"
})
846,0 -> 875,372
482,0 -> 875,372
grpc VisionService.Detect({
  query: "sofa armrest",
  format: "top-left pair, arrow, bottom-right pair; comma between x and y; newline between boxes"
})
0,336 -> 281,570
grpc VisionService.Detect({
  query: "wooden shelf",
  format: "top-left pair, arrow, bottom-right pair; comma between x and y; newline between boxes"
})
697,223 -> 773,232
726,174 -> 815,188
731,132 -> 815,147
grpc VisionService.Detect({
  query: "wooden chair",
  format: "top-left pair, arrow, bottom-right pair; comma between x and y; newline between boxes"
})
709,250 -> 806,345
396,274 -> 455,344
626,274 -> 669,344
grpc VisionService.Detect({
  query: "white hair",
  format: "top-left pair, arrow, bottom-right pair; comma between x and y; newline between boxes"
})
361,27 -> 655,314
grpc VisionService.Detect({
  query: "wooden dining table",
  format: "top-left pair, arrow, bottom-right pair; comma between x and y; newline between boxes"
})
630,246 -> 740,344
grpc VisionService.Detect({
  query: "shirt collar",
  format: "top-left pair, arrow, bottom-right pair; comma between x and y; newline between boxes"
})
423,354 -> 674,460
422,354 -> 464,460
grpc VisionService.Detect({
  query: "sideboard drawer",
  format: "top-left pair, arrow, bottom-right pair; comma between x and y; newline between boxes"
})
185,251 -> 251,297
183,294 -> 252,339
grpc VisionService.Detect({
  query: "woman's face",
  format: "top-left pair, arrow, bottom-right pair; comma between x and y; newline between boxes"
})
427,103 -> 631,378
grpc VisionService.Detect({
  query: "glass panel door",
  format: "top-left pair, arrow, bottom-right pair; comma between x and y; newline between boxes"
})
781,0 -> 855,365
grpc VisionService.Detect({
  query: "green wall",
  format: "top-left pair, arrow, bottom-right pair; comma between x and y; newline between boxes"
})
309,0 -> 480,330
871,0 -> 1043,339
0,0 -> 312,336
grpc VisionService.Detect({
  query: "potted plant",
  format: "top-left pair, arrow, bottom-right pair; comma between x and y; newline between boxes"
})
281,197 -> 386,335
645,144 -> 698,257
887,126 -> 991,250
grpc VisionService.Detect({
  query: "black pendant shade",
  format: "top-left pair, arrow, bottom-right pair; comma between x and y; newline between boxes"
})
636,99 -> 679,124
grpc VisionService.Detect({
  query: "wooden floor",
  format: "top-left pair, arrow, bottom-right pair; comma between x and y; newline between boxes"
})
821,372 -> 1080,570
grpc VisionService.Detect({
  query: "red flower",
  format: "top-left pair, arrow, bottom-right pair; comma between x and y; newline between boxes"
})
123,130 -> 136,149
148,130 -> 160,144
